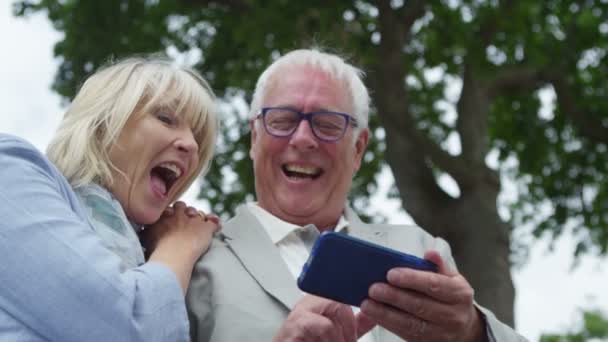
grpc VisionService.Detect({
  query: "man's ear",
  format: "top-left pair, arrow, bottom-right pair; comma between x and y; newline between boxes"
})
353,128 -> 369,172
249,120 -> 257,160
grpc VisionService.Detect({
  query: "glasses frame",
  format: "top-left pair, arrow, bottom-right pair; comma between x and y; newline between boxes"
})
255,107 -> 359,142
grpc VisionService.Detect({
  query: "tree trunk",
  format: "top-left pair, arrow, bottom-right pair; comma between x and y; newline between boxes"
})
445,190 -> 515,326
380,123 -> 515,326
377,112 -> 516,325
369,2 -> 515,325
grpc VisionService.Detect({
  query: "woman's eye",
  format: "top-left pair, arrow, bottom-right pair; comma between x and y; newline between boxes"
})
155,112 -> 175,125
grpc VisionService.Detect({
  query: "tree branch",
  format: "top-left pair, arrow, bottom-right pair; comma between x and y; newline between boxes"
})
486,63 -> 608,149
551,75 -> 608,145
370,1 -> 461,232
455,64 -> 491,176
177,0 -> 250,12
451,2 -> 516,189
485,65 -> 547,99
476,0 -> 515,46
401,0 -> 426,35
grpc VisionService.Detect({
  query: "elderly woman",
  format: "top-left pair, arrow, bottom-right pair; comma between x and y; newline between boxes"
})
0,57 -> 219,342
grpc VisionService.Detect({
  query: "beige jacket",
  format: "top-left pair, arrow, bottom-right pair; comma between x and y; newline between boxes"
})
186,204 -> 527,342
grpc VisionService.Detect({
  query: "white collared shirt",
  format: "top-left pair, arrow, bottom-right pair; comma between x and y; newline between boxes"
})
247,203 -> 378,342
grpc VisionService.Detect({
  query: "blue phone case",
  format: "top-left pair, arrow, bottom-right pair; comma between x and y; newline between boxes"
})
297,231 -> 438,307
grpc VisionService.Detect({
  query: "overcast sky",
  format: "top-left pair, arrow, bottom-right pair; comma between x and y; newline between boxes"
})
1,4 -> 607,341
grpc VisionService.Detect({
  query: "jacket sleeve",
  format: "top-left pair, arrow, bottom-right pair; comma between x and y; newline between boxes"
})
0,136 -> 189,342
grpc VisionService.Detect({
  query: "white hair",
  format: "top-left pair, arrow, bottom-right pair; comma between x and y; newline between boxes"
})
47,57 -> 218,199
250,48 -> 370,135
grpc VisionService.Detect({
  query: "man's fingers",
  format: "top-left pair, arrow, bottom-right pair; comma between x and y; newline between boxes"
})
423,250 -> 456,276
330,304 -> 356,342
355,311 -> 376,338
280,310 -> 344,342
360,299 -> 428,340
293,296 -> 357,342
367,282 -> 455,322
385,267 -> 470,304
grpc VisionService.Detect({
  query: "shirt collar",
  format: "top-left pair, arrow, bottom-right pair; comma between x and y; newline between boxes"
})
334,216 -> 349,233
247,202 -> 349,245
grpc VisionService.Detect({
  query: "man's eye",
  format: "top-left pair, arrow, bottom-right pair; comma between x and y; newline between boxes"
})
268,117 -> 296,129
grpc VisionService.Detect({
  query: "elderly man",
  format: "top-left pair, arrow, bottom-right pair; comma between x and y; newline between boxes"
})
187,48 -> 527,342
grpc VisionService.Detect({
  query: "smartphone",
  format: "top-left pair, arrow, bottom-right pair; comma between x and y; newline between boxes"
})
297,231 -> 438,307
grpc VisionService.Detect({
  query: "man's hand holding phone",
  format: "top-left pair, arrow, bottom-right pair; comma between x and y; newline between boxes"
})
296,233 -> 487,341
360,250 -> 487,341
273,295 -> 376,342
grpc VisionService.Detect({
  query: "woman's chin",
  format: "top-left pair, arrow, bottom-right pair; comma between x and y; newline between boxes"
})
131,210 -> 163,226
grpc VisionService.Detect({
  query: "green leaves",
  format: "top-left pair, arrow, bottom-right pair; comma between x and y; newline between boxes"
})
540,309 -> 608,342
14,0 -> 608,258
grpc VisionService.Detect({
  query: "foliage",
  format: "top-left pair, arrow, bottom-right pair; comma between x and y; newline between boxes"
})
540,309 -> 608,342
13,0 -> 608,255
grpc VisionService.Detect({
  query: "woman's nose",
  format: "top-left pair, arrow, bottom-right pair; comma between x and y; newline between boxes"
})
175,128 -> 199,154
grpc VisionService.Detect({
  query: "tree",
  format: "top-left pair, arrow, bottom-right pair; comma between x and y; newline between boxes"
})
14,0 -> 608,326
540,309 -> 608,342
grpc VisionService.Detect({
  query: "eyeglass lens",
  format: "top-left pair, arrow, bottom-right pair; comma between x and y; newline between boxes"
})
264,108 -> 347,140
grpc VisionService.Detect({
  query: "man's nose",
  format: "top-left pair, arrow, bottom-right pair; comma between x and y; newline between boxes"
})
289,119 -> 318,150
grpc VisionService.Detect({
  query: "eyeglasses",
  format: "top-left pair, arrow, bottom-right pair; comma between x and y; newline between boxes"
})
255,107 -> 358,142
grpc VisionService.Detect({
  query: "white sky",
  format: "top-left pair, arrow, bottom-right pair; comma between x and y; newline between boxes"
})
1,4 -> 606,341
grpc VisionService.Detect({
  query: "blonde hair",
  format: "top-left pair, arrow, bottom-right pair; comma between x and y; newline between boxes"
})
47,57 -> 218,200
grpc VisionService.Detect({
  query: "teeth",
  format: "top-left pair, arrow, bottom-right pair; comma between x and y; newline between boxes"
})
158,162 -> 182,178
285,164 -> 320,176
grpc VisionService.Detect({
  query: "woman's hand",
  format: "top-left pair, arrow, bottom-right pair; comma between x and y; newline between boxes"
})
142,201 -> 220,294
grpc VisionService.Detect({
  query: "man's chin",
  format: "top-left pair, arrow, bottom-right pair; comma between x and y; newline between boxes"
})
278,200 -> 319,219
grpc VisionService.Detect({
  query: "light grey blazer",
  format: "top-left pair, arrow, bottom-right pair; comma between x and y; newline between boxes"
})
186,204 -> 527,341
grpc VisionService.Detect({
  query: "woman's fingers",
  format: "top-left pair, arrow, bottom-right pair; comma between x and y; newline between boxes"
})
177,204 -> 221,230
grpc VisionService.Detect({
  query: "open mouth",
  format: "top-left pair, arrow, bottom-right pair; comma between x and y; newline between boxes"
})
282,164 -> 323,180
150,162 -> 183,196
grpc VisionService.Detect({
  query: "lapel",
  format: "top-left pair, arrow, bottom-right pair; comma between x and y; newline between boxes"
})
220,205 -> 302,310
